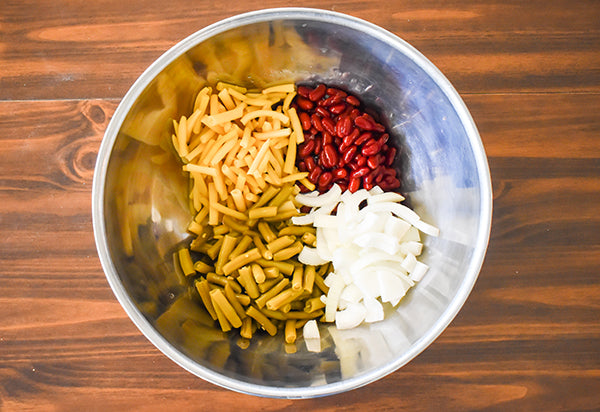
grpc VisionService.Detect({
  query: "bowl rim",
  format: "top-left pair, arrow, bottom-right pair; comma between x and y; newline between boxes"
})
92,7 -> 493,399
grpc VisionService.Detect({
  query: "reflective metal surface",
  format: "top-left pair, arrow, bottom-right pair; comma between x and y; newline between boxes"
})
92,8 -> 492,398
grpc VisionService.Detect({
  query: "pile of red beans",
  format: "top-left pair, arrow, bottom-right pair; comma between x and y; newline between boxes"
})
293,84 -> 401,193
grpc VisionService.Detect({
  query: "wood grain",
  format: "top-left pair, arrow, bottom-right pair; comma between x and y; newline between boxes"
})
1,0 -> 599,410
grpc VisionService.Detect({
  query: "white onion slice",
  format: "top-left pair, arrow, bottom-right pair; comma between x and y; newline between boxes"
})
298,246 -> 329,265
335,302 -> 366,330
295,184 -> 342,207
410,261 -> 429,282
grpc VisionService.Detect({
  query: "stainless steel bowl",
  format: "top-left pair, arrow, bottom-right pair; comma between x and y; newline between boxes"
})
92,8 -> 492,398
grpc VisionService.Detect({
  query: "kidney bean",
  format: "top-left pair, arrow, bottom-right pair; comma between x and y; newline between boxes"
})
337,182 -> 348,192
341,145 -> 357,165
354,132 -> 372,146
311,113 -> 324,131
309,84 -> 327,101
350,108 -> 361,120
375,172 -> 384,184
318,171 -> 333,188
380,176 -> 400,190
385,147 -> 396,166
335,115 -> 353,137
334,137 -> 342,146
348,177 -> 361,193
329,103 -> 347,115
354,116 -> 373,130
347,162 -> 360,171
297,85 -> 311,98
320,95 -> 343,107
314,136 -> 323,155
298,161 -> 306,172
322,131 -> 333,145
322,144 -> 338,168
355,154 -> 367,167
361,139 -> 382,157
321,117 -> 336,135
367,155 -> 380,169
315,106 -> 330,118
327,87 -> 347,97
379,133 -> 389,145
308,166 -> 322,183
299,112 -> 311,131
296,96 -> 314,111
298,140 -> 315,157
305,156 -> 316,172
341,128 -> 360,149
350,166 -> 370,180
332,167 -> 348,180
363,175 -> 374,191
346,95 -> 360,106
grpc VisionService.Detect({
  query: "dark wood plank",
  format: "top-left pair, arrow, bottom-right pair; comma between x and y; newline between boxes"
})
0,0 -> 598,100
0,89 -> 598,409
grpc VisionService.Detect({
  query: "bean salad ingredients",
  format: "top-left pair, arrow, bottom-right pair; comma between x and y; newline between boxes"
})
293,84 -> 400,193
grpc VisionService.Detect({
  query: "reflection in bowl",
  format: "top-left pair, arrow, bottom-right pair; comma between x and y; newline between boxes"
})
92,8 -> 492,398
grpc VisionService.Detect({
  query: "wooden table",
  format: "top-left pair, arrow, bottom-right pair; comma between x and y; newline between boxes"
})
1,1 -> 598,410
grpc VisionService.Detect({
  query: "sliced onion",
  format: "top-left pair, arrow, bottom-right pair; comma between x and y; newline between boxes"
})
295,184 -> 342,207
298,246 -> 329,265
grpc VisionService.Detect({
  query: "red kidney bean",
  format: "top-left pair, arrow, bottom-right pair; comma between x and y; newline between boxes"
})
337,182 -> 348,192
347,162 -> 360,171
320,95 -> 343,107
308,166 -> 322,183
354,116 -> 372,130
332,167 -> 348,180
346,95 -> 360,106
311,113 -> 324,131
341,145 -> 357,165
322,131 -> 333,145
305,156 -> 316,172
318,171 -> 333,187
348,177 -> 361,193
336,115 -> 352,137
354,132 -> 372,146
379,133 -> 389,145
327,87 -> 347,97
322,144 -> 338,168
385,147 -> 396,166
355,154 -> 367,167
363,175 -> 374,191
367,155 -> 380,169
361,139 -> 382,157
350,108 -> 361,120
309,84 -> 326,101
341,128 -> 360,148
314,136 -> 323,155
321,117 -> 336,135
297,85 -> 311,98
299,112 -> 311,130
298,161 -> 306,172
329,103 -> 347,115
296,96 -> 314,111
350,166 -> 370,180
298,140 -> 315,157
315,106 -> 330,118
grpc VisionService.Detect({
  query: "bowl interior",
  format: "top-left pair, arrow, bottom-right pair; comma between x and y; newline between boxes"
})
94,9 -> 491,398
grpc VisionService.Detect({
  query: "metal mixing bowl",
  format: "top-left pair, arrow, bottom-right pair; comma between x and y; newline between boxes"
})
92,8 -> 492,398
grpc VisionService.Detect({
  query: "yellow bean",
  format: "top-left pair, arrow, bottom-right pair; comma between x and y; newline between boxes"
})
215,234 -> 239,275
210,288 -> 242,328
193,260 -> 214,274
266,287 -> 303,311
266,235 -> 296,254
284,319 -> 296,344
273,241 -> 303,261
224,283 -> 247,321
246,306 -> 277,336
229,235 -> 253,259
258,275 -> 284,294
237,266 -> 260,299
304,296 -> 326,313
248,206 -> 278,219
292,265 -> 303,291
252,235 -> 272,260
240,316 -> 254,339
303,265 -> 316,293
255,278 -> 289,308
177,248 -> 195,277
278,225 -> 316,237
222,248 -> 261,276
257,221 -> 277,243
195,279 -> 217,320
251,263 -> 266,284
